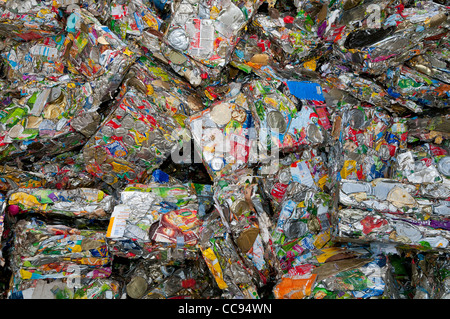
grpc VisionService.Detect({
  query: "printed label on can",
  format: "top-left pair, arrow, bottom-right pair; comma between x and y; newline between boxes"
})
105,140 -> 128,158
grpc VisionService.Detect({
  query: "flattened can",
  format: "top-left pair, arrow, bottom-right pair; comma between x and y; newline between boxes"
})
438,156 -> 450,178
266,110 -> 287,133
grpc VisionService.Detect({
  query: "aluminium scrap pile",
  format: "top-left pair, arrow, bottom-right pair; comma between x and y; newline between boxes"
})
105,171 -> 218,298
0,0 -> 449,300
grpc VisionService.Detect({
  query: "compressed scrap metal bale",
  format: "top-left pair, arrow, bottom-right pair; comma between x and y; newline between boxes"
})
0,9 -> 138,164
272,243 -> 389,299
82,87 -> 180,188
187,78 -> 329,181
0,184 -> 113,281
59,8 -> 138,95
330,109 -> 450,255
120,56 -> 205,117
394,143 -> 450,185
333,177 -> 450,250
322,1 -> 449,113
7,217 -> 115,299
105,0 -> 164,42
308,1 -> 450,114
271,182 -> 333,272
186,90 -> 256,180
0,85 -> 93,165
1,8 -> 137,97
0,150 -> 105,192
230,0 -> 343,79
5,187 -> 115,220
0,165 -> 47,191
259,149 -> 330,211
335,104 -> 408,181
405,115 -> 450,146
243,79 -> 328,155
12,219 -> 111,280
106,181 -> 202,260
267,167 -> 388,299
122,255 -> 218,299
8,275 -> 121,299
382,61 -> 449,111
384,249 -> 450,299
0,0 -> 64,41
333,1 -> 449,76
82,56 -> 204,189
198,208 -> 262,298
339,178 -> 450,214
160,0 -> 264,87
212,169 -> 280,293
248,10 -> 327,68
30,150 -> 104,190
321,66 -> 425,114
308,245 -> 388,299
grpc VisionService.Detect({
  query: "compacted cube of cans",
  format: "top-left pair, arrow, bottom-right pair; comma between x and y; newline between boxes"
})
0,0 -> 450,300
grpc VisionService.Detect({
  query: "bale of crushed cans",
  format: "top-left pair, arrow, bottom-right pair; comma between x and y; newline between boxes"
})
0,0 -> 449,301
